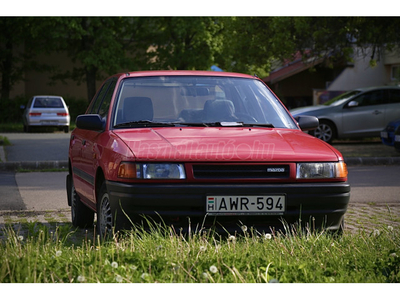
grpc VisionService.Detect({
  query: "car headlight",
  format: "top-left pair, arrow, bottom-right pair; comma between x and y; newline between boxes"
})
118,162 -> 186,179
296,162 -> 347,179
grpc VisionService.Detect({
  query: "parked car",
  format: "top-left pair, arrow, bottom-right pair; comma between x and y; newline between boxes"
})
290,86 -> 400,143
381,118 -> 400,148
66,71 -> 350,237
22,95 -> 70,133
394,124 -> 400,153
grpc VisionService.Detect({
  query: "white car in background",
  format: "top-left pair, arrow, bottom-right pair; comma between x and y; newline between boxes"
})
22,95 -> 70,133
290,86 -> 400,143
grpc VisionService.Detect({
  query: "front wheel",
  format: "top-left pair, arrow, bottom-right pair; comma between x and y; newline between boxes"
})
312,120 -> 336,144
97,183 -> 114,238
71,177 -> 94,228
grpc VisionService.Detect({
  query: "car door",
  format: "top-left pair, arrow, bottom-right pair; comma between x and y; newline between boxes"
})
385,89 -> 400,124
72,78 -> 115,204
341,89 -> 388,137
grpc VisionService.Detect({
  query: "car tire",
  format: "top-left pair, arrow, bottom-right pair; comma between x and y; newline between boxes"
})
71,177 -> 94,228
97,182 -> 115,238
312,120 -> 336,144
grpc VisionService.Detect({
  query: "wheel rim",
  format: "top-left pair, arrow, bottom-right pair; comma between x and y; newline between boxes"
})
314,123 -> 332,142
99,193 -> 113,237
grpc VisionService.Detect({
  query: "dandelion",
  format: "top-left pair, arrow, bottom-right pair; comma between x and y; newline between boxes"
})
209,265 -> 218,274
264,233 -> 272,240
141,273 -> 150,280
373,229 -> 380,237
115,274 -> 123,283
199,246 -> 207,252
77,275 -> 86,283
228,235 -> 236,242
388,225 -> 394,231
130,265 -> 138,271
56,250 -> 62,257
18,235 -> 24,242
111,261 -> 118,269
241,225 -> 248,232
202,272 -> 209,279
390,252 -> 397,257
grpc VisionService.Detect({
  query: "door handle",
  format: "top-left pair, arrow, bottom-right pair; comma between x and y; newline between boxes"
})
372,110 -> 382,115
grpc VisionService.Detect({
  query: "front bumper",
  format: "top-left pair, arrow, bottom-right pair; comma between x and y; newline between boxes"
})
106,181 -> 350,233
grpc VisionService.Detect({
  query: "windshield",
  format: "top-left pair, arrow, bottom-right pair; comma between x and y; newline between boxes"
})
112,76 -> 297,129
33,97 -> 64,108
323,90 -> 361,106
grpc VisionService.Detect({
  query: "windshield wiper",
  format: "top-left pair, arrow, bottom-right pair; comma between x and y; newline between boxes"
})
173,122 -> 274,128
114,120 -> 176,128
242,123 -> 274,128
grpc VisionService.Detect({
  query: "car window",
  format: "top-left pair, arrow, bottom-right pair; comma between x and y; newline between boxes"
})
324,90 -> 361,106
33,97 -> 64,108
87,80 -> 112,114
98,79 -> 117,118
113,76 -> 297,129
352,90 -> 387,107
388,89 -> 400,103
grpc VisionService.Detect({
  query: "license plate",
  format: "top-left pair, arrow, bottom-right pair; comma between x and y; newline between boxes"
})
395,135 -> 400,142
41,121 -> 58,125
206,195 -> 285,215
380,131 -> 388,139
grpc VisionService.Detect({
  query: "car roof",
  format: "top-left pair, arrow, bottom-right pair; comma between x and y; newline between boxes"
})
353,86 -> 400,92
109,70 -> 257,80
33,95 -> 64,98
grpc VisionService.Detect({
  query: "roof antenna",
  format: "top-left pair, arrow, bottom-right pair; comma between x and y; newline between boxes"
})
254,74 -> 259,78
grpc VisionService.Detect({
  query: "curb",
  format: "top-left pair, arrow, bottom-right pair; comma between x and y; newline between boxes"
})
0,161 -> 68,171
344,157 -> 400,166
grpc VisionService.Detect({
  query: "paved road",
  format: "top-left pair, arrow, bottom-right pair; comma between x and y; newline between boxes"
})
2,132 -> 70,162
348,165 -> 400,204
0,166 -> 399,213
0,133 -> 399,213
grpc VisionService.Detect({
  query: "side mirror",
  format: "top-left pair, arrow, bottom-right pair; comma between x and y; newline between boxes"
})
347,100 -> 359,108
76,114 -> 104,131
295,116 -> 319,131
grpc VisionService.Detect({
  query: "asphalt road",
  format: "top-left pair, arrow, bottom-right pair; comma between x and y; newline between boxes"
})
0,133 -> 399,213
2,132 -> 70,162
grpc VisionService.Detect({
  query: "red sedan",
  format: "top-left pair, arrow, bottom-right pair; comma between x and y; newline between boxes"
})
66,71 -> 350,237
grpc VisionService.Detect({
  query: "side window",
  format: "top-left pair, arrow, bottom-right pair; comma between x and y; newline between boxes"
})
98,79 -> 117,118
87,80 -> 111,114
353,90 -> 387,107
389,89 -> 400,103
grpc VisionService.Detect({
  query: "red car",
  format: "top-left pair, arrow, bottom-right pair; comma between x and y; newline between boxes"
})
66,71 -> 350,237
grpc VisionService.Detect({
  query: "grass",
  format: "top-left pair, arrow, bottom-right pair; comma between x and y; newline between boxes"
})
1,221 -> 399,283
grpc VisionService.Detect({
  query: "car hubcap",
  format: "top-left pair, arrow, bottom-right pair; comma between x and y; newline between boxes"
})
99,193 -> 113,237
315,124 -> 332,142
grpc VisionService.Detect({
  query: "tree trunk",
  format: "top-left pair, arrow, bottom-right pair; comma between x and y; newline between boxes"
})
85,66 -> 97,103
1,39 -> 13,101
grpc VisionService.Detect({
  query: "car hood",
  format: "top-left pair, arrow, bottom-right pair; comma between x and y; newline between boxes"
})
114,127 -> 340,162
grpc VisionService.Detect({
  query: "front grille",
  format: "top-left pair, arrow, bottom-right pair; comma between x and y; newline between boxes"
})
192,164 -> 290,179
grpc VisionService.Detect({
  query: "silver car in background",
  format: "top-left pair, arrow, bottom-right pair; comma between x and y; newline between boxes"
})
290,86 -> 400,143
22,95 -> 70,133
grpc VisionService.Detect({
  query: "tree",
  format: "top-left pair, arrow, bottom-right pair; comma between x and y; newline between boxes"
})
49,17 -> 150,102
145,17 -> 225,71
